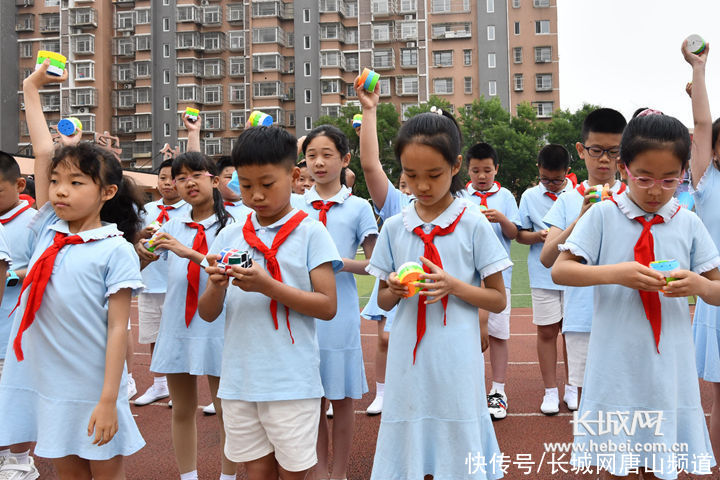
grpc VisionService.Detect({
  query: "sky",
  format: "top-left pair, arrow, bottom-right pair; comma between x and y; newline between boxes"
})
556,0 -> 720,127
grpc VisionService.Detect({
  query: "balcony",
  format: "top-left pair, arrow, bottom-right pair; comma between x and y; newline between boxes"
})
16,15 -> 34,32
113,63 -> 135,83
202,6 -> 222,25
70,88 -> 98,108
227,4 -> 245,25
431,24 -> 471,40
40,14 -> 60,33
372,0 -> 396,16
112,116 -> 135,135
69,8 -> 97,28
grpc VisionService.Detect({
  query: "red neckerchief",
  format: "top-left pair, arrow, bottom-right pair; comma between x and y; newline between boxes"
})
566,173 -> 578,188
242,211 -> 308,343
185,222 -> 208,327
0,203 -> 33,225
223,201 -> 235,207
311,201 -> 338,226
18,194 -> 35,207
576,182 -> 627,197
409,207 -> 466,364
155,204 -> 175,224
545,192 -> 558,201
472,182 -> 501,208
12,232 -> 93,360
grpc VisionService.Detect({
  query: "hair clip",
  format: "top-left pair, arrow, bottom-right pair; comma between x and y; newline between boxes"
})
430,106 -> 443,116
636,108 -> 664,117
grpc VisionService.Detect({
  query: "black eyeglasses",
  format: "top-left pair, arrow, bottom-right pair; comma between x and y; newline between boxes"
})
539,177 -> 566,185
582,144 -> 621,160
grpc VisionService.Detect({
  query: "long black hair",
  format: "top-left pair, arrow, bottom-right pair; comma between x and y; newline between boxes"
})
171,151 -> 231,232
621,114 -> 691,171
51,142 -> 145,242
302,124 -> 350,186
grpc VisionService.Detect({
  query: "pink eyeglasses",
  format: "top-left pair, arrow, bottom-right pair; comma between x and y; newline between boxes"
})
623,165 -> 684,190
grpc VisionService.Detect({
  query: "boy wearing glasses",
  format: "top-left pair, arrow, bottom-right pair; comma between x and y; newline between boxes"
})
465,142 -> 521,420
539,108 -> 627,414
517,145 -> 575,415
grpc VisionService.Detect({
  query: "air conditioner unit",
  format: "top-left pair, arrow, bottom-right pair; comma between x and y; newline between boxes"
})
123,84 -> 133,89
404,14 -> 414,20
205,133 -> 213,138
123,31 -> 131,37
72,28 -> 82,34
406,41 -> 416,48
78,107 -> 88,113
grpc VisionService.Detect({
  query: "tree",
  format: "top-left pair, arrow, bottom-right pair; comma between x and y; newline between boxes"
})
315,102 -> 400,199
546,103 -> 601,182
403,95 -> 454,118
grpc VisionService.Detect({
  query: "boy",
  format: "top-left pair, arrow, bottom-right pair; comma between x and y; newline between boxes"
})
293,160 -> 314,195
133,159 -> 191,406
465,142 -> 520,420
516,145 -> 574,415
217,155 -> 247,219
198,126 -> 341,479
541,108 -> 627,412
0,152 -> 35,477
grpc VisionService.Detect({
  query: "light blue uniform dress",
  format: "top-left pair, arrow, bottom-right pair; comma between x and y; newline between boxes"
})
301,185 -> 377,400
361,179 -> 412,332
150,212 -> 236,377
0,201 -> 34,362
543,181 -> 627,336
367,199 -> 511,479
139,199 -> 191,295
692,166 -> 720,381
0,204 -> 145,459
561,193 -> 718,479
208,209 -> 343,401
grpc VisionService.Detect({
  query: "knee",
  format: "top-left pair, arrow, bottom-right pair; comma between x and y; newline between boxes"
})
537,326 -> 559,341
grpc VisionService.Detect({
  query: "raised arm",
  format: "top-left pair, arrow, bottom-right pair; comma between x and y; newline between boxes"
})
183,113 -> 202,153
356,81 -> 390,209
682,39 -> 712,187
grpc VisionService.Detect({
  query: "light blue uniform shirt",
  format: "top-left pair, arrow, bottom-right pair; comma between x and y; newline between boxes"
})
210,209 -> 342,401
367,199 -> 510,479
465,183 -> 520,288
0,203 -> 145,459
518,182 -> 572,290
223,200 -> 253,223
0,202 -> 32,360
562,193 -> 719,478
140,199 -> 190,294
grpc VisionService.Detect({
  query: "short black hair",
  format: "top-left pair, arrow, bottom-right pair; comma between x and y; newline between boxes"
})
621,114 -> 691,171
157,158 -> 174,173
466,142 -> 499,167
231,126 -> 297,169
0,151 -> 21,182
297,160 -> 307,169
216,155 -> 233,172
581,108 -> 627,142
537,144 -> 570,171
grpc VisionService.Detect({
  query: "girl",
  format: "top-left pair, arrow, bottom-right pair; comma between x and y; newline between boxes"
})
367,112 -> 510,479
0,61 -> 145,479
137,152 -> 239,480
553,113 -> 720,479
683,40 -> 720,465
300,125 -> 377,480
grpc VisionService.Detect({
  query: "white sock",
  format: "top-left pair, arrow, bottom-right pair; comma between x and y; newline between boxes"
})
180,471 -> 198,480
154,376 -> 167,387
10,450 -> 30,465
545,387 -> 559,397
491,382 -> 505,394
219,474 -> 237,480
565,384 -> 577,393
375,382 -> 385,397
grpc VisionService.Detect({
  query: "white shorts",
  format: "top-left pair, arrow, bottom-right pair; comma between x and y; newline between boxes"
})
222,397 -> 320,472
531,288 -> 564,326
565,331 -> 590,387
138,292 -> 165,344
488,288 -> 511,340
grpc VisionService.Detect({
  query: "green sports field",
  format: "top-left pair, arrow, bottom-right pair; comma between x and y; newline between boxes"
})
355,242 -> 532,310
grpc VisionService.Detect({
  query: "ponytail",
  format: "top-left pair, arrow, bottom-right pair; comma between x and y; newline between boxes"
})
101,175 -> 145,243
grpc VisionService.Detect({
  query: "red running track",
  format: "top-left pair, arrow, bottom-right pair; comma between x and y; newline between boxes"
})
33,306 -> 714,479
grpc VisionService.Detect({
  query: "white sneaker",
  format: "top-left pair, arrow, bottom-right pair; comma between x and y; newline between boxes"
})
366,395 -> 383,415
203,402 -> 216,415
564,386 -> 579,411
487,389 -> 508,420
127,376 -> 137,400
326,402 -> 333,418
0,457 -> 40,480
541,391 -> 560,415
133,383 -> 169,406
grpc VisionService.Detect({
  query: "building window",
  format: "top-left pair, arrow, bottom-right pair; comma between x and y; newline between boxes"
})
321,79 -> 341,94
304,62 -> 311,76
229,31 -> 245,51
304,89 -> 312,104
164,70 -> 170,84
135,62 -> 151,78
136,88 -> 151,104
73,35 -> 95,55
177,58 -> 196,75
229,85 -> 245,103
304,35 -> 311,49
136,9 -> 151,24
431,0 -> 451,13
487,0 -> 494,13
463,49 -> 472,66
203,112 -> 223,131
164,96 -> 171,110
488,53 -> 496,68
534,0 -> 550,6
43,39 -> 60,53
164,123 -> 170,137
205,139 -> 222,156
163,17 -> 170,31
514,74 -> 524,91
464,77 -> 472,94
45,0 -> 60,5
533,101 -> 554,118
178,85 -> 198,102
203,85 -> 222,104
536,73 -> 553,91
488,80 -> 497,96
536,20 -> 550,34
320,51 -> 341,68
401,48 -> 418,68
372,23 -> 391,42
305,116 -> 313,130
136,35 -> 151,51
75,62 -> 94,81
514,22 -> 520,35
163,44 -> 170,58
433,50 -> 453,67
535,46 -> 552,63
303,9 -> 311,22
19,43 -> 33,59
397,76 -> 419,95
513,47 -> 523,63
230,111 -> 246,129
512,0 -> 521,7
116,11 -> 134,30
254,54 -> 281,72
487,26 -> 495,41
344,52 -> 359,71
203,32 -> 223,52
372,49 -> 394,69
378,78 -> 391,96
345,27 -> 358,44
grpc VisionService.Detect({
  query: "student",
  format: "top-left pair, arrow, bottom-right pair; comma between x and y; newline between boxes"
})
553,113 -> 720,479
0,61 -> 145,479
138,152 -> 238,480
516,145 -> 574,414
216,156 -> 246,218
198,126 -> 341,480
368,111 -> 509,479
300,125 -> 377,480
293,160 -> 315,195
133,158 -> 191,407
464,142 -> 520,420
683,38 -> 720,463
541,108 -> 627,414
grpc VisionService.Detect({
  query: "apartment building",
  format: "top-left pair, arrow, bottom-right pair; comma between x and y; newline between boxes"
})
5,0 -> 559,169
